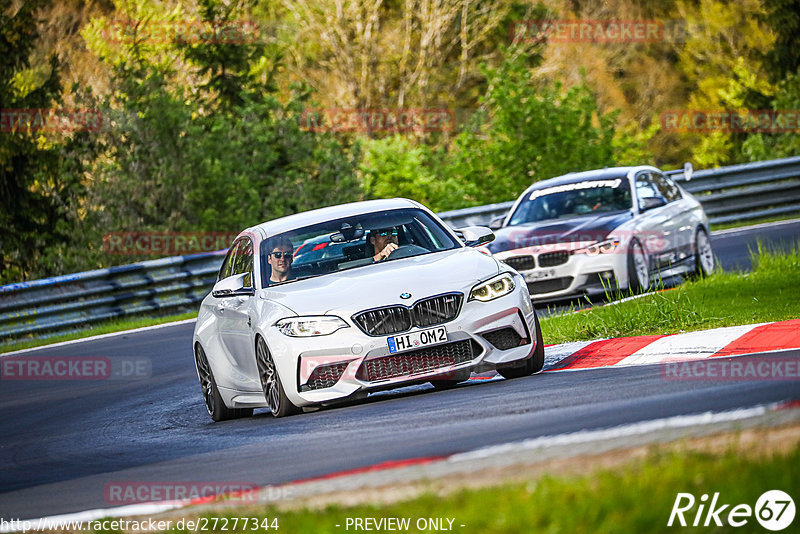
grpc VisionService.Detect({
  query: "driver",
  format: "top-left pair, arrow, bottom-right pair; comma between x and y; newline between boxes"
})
266,237 -> 295,284
370,227 -> 399,262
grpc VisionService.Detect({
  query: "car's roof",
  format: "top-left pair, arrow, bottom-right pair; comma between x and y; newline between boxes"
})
526,167 -> 636,192
245,198 -> 422,239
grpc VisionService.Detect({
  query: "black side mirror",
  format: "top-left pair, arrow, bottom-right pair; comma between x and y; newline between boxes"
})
640,197 -> 667,212
489,215 -> 505,230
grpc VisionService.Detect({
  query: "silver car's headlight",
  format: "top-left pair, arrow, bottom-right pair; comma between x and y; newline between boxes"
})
469,273 -> 516,302
275,316 -> 349,337
574,238 -> 621,256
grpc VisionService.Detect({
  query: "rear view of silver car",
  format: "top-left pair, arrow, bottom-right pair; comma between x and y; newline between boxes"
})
488,166 -> 714,301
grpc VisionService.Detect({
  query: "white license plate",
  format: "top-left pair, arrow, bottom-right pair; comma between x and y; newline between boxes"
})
388,326 -> 447,354
525,269 -> 556,281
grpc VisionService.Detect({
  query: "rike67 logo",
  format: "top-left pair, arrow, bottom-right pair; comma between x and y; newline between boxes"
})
668,490 -> 795,530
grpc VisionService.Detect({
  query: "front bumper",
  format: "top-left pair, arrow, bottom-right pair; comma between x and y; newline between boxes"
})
262,282 -> 537,407
499,249 -> 629,301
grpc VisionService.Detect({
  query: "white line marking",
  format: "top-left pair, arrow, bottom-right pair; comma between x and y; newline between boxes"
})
0,318 -> 197,357
711,217 -> 800,236
448,405 -> 768,462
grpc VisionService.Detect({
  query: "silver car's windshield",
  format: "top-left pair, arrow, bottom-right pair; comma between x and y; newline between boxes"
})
260,208 -> 459,286
508,177 -> 632,226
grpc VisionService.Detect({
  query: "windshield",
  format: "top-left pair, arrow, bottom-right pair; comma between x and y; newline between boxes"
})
259,208 -> 459,286
508,177 -> 632,226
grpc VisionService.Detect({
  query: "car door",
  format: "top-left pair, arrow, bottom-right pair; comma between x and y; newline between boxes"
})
634,171 -> 677,271
651,171 -> 696,265
216,237 -> 257,368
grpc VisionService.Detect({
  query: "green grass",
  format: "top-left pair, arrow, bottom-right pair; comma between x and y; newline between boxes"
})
541,242 -> 800,344
0,311 -> 197,354
156,441 -> 799,534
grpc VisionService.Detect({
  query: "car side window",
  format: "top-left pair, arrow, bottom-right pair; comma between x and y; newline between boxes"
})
231,237 -> 254,288
651,172 -> 682,203
635,172 -> 664,209
218,240 -> 240,281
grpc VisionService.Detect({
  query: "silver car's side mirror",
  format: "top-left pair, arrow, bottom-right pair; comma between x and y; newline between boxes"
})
488,215 -> 505,230
212,272 -> 254,298
458,226 -> 495,247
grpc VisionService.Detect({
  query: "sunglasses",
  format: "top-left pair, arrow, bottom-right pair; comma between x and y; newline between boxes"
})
376,229 -> 398,237
270,251 -> 293,259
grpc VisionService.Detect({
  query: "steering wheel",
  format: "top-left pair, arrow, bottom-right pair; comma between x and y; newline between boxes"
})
387,244 -> 428,260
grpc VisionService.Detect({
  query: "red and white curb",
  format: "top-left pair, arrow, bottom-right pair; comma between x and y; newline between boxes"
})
542,318 -> 800,372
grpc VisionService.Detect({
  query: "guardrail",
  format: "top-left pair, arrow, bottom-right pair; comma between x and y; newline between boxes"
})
2,156 -> 799,344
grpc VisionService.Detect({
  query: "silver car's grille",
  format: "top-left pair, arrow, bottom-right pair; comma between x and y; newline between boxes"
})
538,250 -> 569,267
355,339 -> 480,382
353,293 -> 463,336
503,255 -> 535,271
300,361 -> 349,392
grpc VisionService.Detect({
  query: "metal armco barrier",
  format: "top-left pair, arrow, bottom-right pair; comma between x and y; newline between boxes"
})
2,156 -> 799,343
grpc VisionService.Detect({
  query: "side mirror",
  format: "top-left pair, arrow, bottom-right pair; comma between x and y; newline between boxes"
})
457,226 -> 495,247
212,272 -> 254,298
488,215 -> 505,231
640,197 -> 667,212
683,162 -> 693,182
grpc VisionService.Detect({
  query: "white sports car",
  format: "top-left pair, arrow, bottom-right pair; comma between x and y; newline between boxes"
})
487,165 -> 714,301
193,198 -> 544,421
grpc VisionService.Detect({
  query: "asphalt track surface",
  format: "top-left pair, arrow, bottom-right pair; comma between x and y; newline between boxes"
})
1,221 -> 799,520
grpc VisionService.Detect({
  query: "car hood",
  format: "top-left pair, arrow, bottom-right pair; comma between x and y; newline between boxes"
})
258,248 -> 500,316
488,210 -> 633,253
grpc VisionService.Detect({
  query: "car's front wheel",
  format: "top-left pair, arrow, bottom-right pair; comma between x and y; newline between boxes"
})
627,238 -> 650,293
195,344 -> 253,422
693,228 -> 714,278
256,337 -> 301,418
497,310 -> 545,379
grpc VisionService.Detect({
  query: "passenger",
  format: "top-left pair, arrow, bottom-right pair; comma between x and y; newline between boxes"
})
370,227 -> 399,262
266,237 -> 295,284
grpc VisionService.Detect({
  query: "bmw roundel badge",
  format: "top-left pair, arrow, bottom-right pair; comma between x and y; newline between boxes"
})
400,292 -> 412,300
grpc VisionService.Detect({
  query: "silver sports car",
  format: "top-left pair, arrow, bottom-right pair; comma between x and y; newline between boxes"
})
193,198 -> 544,421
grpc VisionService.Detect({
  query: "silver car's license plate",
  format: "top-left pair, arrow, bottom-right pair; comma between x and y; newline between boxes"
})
388,326 -> 447,354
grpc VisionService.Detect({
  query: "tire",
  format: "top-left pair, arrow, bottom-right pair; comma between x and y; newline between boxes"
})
195,344 -> 253,422
692,227 -> 714,278
627,238 -> 650,293
497,310 -> 545,379
255,336 -> 301,418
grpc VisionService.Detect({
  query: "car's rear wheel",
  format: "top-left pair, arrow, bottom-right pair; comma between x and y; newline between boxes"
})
627,238 -> 650,293
195,344 -> 253,422
497,311 -> 545,379
256,337 -> 301,418
693,228 -> 714,278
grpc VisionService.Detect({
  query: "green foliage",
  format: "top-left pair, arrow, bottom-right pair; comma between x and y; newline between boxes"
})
741,67 -> 800,161
443,55 -> 618,205
0,0 -> 92,283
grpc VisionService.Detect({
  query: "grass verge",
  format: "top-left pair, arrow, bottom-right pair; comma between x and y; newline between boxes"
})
541,241 -> 800,344
151,428 -> 800,534
0,311 -> 197,354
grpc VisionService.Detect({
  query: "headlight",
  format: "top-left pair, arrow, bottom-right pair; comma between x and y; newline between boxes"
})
275,316 -> 349,337
574,238 -> 621,256
469,273 -> 516,302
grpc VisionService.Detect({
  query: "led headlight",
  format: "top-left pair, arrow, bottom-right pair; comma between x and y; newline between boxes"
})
469,273 -> 516,302
574,238 -> 621,256
275,316 -> 349,337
